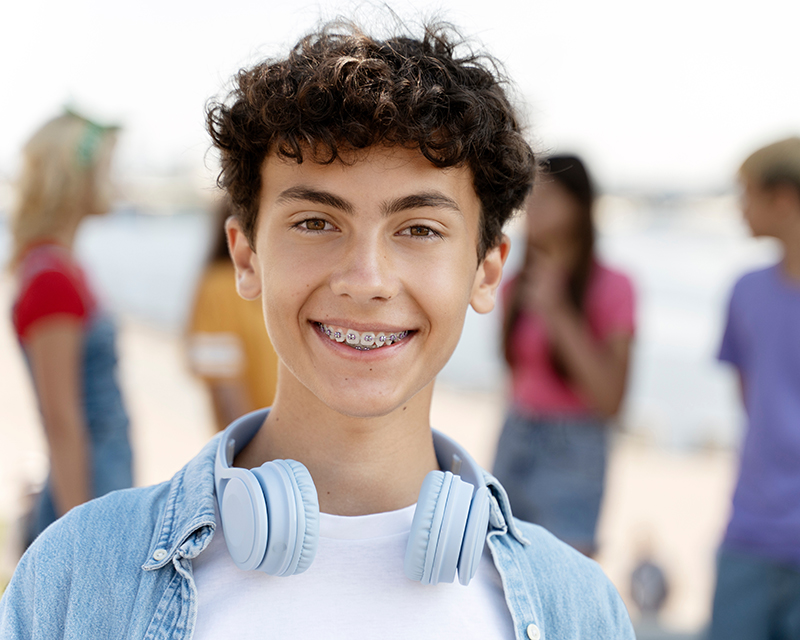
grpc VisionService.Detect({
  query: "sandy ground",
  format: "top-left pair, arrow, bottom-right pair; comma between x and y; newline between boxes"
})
0,275 -> 735,634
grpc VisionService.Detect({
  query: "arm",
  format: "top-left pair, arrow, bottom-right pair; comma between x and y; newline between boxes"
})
187,266 -> 257,429
186,331 -> 255,429
543,307 -> 631,417
25,316 -> 91,515
525,260 -> 632,417
718,280 -> 747,414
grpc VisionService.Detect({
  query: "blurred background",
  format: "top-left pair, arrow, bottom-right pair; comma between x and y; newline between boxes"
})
1,0 -> 798,636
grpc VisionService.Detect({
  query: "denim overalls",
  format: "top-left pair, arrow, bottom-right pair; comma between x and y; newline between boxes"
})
15,246 -> 133,545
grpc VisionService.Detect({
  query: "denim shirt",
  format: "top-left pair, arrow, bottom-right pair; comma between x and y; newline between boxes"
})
0,434 -> 634,639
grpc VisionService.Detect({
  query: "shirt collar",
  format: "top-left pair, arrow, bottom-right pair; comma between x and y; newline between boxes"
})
484,471 -> 530,545
142,434 -> 221,571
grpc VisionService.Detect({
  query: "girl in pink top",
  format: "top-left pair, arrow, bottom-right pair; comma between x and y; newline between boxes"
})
492,155 -> 635,556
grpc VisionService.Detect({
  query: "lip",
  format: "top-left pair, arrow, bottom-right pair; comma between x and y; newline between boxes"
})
312,318 -> 415,334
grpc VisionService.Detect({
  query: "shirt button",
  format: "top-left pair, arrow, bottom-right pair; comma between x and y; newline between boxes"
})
152,549 -> 168,561
526,623 -> 541,640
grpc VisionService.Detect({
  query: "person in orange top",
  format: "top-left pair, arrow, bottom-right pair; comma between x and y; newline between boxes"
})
187,200 -> 279,430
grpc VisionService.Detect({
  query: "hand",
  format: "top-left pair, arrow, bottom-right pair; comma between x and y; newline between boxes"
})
521,253 -> 570,321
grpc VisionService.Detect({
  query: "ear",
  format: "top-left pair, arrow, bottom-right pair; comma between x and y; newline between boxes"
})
226,217 -> 262,300
470,235 -> 511,314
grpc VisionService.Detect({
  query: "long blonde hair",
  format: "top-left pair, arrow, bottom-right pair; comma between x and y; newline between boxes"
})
11,111 -> 118,265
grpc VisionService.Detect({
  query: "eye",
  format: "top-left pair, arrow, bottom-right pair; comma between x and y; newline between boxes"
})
294,218 -> 335,233
398,224 -> 443,240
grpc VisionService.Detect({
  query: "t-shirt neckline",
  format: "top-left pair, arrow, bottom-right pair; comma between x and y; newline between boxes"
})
774,262 -> 800,293
319,504 -> 415,540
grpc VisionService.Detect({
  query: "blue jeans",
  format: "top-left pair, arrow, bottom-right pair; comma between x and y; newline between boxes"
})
492,410 -> 607,551
708,549 -> 800,640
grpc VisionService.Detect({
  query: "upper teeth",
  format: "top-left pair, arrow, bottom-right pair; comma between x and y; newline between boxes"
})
319,323 -> 409,349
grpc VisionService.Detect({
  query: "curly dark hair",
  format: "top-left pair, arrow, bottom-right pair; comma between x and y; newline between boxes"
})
207,20 -> 536,260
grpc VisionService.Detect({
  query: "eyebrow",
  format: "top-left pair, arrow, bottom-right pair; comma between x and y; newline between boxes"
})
274,186 -> 463,218
275,186 -> 354,214
382,193 -> 463,217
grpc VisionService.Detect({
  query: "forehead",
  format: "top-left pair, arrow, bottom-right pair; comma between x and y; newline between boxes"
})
526,177 -> 573,212
258,146 -> 480,215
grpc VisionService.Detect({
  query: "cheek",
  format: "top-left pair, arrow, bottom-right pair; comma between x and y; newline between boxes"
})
527,207 -> 560,239
417,256 -> 476,332
743,201 -> 764,226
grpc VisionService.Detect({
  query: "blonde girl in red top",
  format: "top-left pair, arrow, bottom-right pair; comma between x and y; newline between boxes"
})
10,111 -> 133,547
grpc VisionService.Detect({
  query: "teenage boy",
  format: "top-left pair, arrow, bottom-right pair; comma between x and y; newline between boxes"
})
0,22 -> 634,639
710,137 -> 800,640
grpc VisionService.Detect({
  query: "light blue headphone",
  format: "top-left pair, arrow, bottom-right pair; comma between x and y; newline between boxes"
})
214,409 -> 491,585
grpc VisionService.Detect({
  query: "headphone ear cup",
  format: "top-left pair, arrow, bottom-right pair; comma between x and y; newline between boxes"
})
432,476 -> 472,584
282,459 -> 320,574
405,471 -> 447,583
251,459 -> 319,576
457,485 -> 490,586
218,471 -> 269,571
405,470 -> 477,585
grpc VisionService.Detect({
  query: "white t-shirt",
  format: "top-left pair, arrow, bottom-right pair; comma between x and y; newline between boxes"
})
193,505 -> 516,639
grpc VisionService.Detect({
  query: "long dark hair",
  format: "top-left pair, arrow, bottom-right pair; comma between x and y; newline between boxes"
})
502,154 -> 596,374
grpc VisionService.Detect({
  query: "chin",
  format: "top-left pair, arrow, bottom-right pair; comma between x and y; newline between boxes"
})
748,225 -> 772,238
314,383 -> 426,420
320,395 -> 406,420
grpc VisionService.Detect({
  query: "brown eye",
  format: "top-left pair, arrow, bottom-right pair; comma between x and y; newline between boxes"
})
409,226 -> 431,236
304,219 -> 326,231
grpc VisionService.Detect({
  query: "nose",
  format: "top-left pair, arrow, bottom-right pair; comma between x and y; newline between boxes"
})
329,233 -> 400,302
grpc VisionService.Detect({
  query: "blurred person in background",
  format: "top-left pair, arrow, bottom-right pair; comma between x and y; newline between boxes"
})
709,137 -> 800,640
492,154 -> 635,557
187,198 -> 278,431
9,110 -> 133,548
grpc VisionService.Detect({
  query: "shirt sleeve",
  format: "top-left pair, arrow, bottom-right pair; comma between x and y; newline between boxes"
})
593,269 -> 636,338
718,281 -> 742,367
608,273 -> 636,335
187,265 -> 246,379
14,270 -> 88,340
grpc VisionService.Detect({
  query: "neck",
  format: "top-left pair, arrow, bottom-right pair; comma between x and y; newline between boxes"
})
234,372 -> 439,516
53,226 -> 79,250
781,218 -> 800,281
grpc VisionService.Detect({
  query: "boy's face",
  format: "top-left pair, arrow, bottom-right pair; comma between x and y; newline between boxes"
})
228,145 -> 508,418
741,177 -> 776,237
739,175 -> 799,238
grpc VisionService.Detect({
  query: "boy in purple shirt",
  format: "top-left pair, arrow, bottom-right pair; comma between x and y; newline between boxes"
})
711,137 -> 800,640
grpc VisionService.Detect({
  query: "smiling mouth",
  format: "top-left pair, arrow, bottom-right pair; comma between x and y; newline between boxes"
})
315,322 -> 413,351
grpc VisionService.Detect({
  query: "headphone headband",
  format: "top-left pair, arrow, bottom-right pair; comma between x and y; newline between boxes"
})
215,409 -> 486,499
214,409 -> 490,585
214,409 -> 265,497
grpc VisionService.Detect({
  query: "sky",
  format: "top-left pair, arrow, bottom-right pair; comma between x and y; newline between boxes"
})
2,0 -> 799,193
